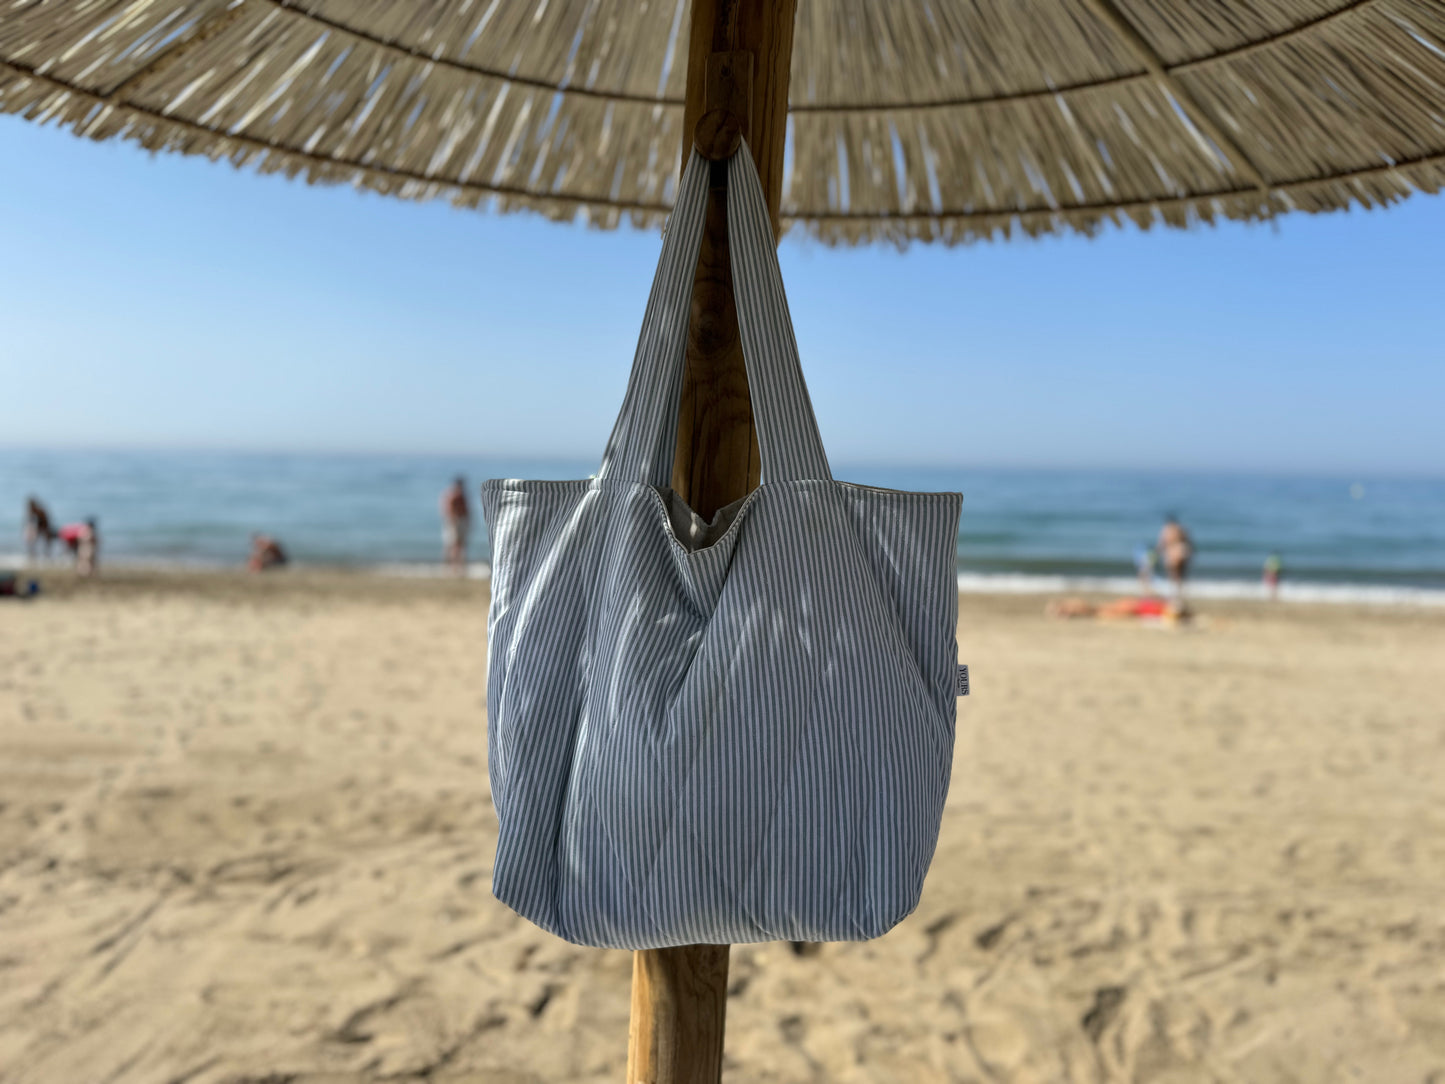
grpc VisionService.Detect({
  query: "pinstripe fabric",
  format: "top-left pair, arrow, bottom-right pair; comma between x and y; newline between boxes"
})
481,141 -> 962,949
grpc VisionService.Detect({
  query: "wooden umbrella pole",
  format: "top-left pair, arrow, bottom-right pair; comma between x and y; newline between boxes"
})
626,2 -> 796,1082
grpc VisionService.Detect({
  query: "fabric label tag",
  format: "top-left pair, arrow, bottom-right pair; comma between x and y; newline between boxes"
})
956,665 -> 970,697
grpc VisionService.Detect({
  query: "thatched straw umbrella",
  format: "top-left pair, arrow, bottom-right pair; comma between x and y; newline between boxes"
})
5,0 -> 1443,1078
5,0 -> 1442,240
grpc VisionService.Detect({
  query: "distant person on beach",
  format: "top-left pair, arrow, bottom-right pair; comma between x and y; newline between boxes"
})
24,497 -> 56,562
248,533 -> 287,572
440,476 -> 471,573
1048,595 -> 1185,623
1157,514 -> 1193,607
58,518 -> 99,577
1264,552 -> 1283,600
1134,543 -> 1158,595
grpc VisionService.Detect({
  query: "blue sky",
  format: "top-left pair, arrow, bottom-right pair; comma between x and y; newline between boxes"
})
1,115 -> 1441,475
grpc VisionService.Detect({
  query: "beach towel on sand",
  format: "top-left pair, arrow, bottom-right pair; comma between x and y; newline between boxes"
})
481,141 -> 962,949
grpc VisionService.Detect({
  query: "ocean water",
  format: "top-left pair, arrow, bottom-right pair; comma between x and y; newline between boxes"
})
3,449 -> 1443,603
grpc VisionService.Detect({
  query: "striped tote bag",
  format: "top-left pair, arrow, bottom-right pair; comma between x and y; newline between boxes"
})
481,141 -> 962,949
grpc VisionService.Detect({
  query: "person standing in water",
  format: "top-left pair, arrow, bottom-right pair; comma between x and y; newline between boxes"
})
440,476 -> 471,574
1263,552 -> 1283,600
1157,514 -> 1193,608
58,517 -> 100,577
1134,543 -> 1158,596
24,497 -> 55,562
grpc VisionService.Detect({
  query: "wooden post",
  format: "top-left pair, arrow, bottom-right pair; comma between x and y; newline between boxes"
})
626,2 -> 797,1082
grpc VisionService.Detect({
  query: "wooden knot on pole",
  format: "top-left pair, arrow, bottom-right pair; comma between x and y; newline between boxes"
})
693,50 -> 753,161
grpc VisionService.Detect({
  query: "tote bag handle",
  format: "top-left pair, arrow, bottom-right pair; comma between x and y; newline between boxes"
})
598,141 -> 832,488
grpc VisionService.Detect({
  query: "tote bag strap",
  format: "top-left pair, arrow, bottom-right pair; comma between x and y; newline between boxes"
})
724,142 -> 832,485
598,141 -> 832,487
596,151 -> 711,486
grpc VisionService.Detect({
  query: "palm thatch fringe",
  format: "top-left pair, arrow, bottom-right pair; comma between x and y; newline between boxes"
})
2,0 -> 1443,244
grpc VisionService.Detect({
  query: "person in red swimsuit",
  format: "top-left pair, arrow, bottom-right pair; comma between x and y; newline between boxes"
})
58,518 -> 99,577
440,476 -> 471,574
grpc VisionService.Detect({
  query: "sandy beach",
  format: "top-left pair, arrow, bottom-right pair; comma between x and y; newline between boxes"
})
2,571 -> 1443,1083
